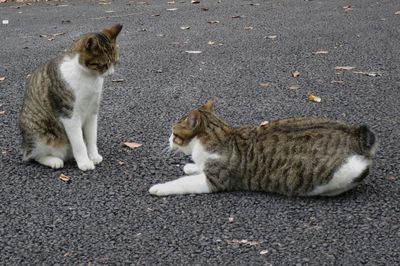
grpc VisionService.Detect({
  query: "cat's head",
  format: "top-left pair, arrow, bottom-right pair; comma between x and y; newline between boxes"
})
70,24 -> 123,76
170,100 -> 227,154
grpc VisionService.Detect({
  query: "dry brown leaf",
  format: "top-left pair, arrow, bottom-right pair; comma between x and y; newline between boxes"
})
352,71 -> 381,77
228,217 -> 235,223
260,121 -> 269,126
191,0 -> 200,3
259,82 -> 271,88
0,111 -> 5,115
167,1 -> 175,3
232,15 -> 244,18
395,11 -> 400,15
180,26 -> 191,30
388,176 -> 397,181
250,3 -> 260,6
343,5 -> 353,12
59,174 -> 71,183
244,26 -> 254,30
112,78 -> 125,83
313,50 -> 328,55
123,142 -> 143,149
292,71 -> 301,78
0,76 -> 5,81
260,250 -> 269,255
207,20 -> 220,24
335,66 -> 356,71
63,251 -> 73,257
308,95 -> 322,103
208,41 -> 215,45
118,161 -> 125,165
201,7 -> 209,11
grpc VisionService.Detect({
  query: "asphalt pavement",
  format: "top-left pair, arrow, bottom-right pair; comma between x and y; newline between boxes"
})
0,0 -> 399,265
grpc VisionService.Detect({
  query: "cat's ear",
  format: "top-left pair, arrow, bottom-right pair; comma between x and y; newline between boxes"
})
85,37 -> 97,51
202,100 -> 215,111
102,24 -> 123,40
187,110 -> 201,129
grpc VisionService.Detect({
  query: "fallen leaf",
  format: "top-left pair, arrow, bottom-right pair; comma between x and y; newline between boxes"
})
331,80 -> 344,84
335,66 -> 356,71
260,250 -> 269,255
40,32 -> 66,39
208,41 -> 215,45
289,85 -> 300,90
292,71 -> 301,78
313,50 -> 328,54
232,15 -> 245,18
166,8 -> 178,11
201,7 -> 209,11
61,20 -> 71,24
343,5 -> 353,12
388,176 -> 397,181
259,82 -> 271,88
185,50 -> 202,54
265,35 -> 277,39
228,217 -> 235,223
112,78 -> 125,83
353,71 -> 382,77
167,1 -> 175,3
180,26 -> 191,30
308,95 -> 322,103
59,174 -> 71,183
250,3 -> 260,5
0,77 -> 5,81
395,11 -> 400,15
118,161 -> 125,165
151,13 -> 160,17
0,111 -> 5,115
191,0 -> 200,3
260,121 -> 269,126
207,20 -> 220,24
63,251 -> 73,257
123,142 -> 143,149
244,26 -> 254,30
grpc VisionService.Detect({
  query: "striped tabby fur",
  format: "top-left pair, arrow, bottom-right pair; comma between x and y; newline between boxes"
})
150,101 -> 376,197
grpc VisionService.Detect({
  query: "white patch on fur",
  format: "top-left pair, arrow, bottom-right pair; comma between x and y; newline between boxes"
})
150,137 -> 219,196
149,173 -> 211,196
36,156 -> 64,169
183,163 -> 200,175
29,141 -> 70,162
58,54 -> 104,171
308,155 -> 370,196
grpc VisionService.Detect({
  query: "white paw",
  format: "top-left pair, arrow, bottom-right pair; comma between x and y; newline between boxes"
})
149,183 -> 173,196
89,153 -> 103,165
77,160 -> 95,171
183,163 -> 199,175
48,158 -> 64,169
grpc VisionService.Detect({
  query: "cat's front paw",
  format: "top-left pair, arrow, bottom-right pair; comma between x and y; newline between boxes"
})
149,183 -> 173,196
77,160 -> 95,171
89,153 -> 103,165
183,163 -> 199,175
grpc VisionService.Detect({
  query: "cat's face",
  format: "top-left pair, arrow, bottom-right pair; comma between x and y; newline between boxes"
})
71,24 -> 123,76
170,100 -> 216,154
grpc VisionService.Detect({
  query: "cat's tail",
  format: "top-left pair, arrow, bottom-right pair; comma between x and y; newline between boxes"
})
358,125 -> 377,157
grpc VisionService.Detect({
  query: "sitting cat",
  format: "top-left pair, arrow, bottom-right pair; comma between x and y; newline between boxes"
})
19,24 -> 123,171
149,100 -> 376,197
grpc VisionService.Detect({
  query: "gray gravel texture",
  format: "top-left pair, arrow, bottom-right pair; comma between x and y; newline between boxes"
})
0,0 -> 399,265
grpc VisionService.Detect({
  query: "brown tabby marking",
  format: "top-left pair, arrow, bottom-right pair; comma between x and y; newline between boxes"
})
171,101 -> 376,196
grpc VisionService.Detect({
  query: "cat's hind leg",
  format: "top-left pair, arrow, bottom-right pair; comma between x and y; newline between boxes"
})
29,141 -> 70,169
308,155 -> 370,196
149,173 -> 211,196
183,163 -> 200,175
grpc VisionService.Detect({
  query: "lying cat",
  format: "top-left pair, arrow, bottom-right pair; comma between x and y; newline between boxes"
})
150,100 -> 376,197
19,24 -> 123,171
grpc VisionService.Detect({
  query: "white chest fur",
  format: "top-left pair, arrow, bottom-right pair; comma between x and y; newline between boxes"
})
59,54 -> 103,123
191,138 -> 220,171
